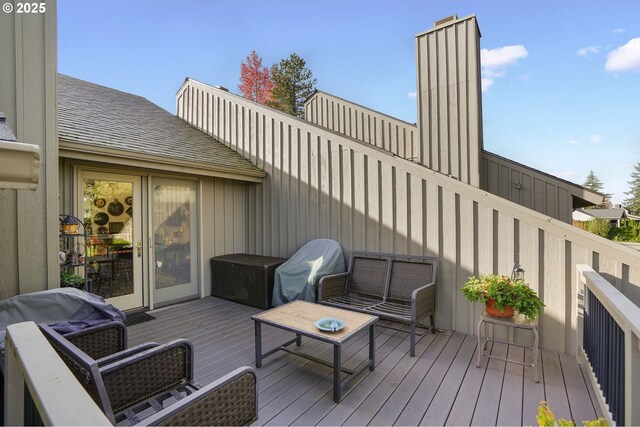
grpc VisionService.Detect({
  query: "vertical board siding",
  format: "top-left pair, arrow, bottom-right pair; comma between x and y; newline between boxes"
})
304,92 -> 419,163
481,151 -> 593,224
416,16 -> 482,187
178,80 -> 640,354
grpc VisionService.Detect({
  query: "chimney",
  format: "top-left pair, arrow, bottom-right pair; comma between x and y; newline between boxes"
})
615,204 -> 622,209
415,15 -> 483,186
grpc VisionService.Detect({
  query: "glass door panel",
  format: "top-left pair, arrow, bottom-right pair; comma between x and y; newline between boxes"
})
81,172 -> 143,310
151,178 -> 198,305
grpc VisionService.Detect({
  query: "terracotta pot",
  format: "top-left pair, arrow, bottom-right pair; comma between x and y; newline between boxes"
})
485,299 -> 514,318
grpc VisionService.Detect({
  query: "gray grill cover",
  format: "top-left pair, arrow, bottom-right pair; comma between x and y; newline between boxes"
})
271,239 -> 345,306
0,287 -> 125,350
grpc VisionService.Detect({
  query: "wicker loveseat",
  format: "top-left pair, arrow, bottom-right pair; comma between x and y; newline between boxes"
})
318,251 -> 437,356
39,324 -> 258,426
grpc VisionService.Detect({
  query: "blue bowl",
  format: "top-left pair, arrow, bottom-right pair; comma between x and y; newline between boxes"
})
315,318 -> 346,332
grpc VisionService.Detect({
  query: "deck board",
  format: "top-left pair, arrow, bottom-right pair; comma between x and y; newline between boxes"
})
126,297 -> 602,426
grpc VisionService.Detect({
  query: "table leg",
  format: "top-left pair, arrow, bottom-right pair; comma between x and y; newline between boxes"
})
476,317 -> 483,368
369,323 -> 376,371
254,321 -> 262,368
296,333 -> 302,346
333,344 -> 342,402
533,325 -> 540,383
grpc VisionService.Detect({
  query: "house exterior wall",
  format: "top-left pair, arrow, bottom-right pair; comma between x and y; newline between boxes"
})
304,91 -> 420,162
481,151 -> 577,223
58,158 -> 248,300
415,15 -> 483,187
178,79 -> 640,354
0,0 -> 58,297
303,90 -> 592,225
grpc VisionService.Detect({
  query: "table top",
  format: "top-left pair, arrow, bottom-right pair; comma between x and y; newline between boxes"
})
480,310 -> 538,327
252,301 -> 378,344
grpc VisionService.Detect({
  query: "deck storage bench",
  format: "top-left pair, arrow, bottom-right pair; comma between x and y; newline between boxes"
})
319,251 -> 437,356
211,254 -> 287,309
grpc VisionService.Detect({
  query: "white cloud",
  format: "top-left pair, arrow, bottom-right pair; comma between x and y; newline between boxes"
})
613,28 -> 626,34
590,134 -> 603,143
481,78 -> 494,92
480,45 -> 528,92
407,91 -> 417,99
568,139 -> 579,145
577,45 -> 601,58
605,38 -> 640,72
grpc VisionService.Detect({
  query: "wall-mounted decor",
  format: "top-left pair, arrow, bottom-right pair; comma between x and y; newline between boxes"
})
93,212 -> 109,226
108,199 -> 124,216
94,198 -> 106,208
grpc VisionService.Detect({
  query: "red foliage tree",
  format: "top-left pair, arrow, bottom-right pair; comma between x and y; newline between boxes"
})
239,50 -> 273,104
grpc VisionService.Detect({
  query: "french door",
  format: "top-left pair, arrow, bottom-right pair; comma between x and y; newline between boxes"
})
150,177 -> 199,306
80,171 -> 143,311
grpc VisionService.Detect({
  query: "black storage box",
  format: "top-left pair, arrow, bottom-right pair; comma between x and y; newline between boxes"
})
211,254 -> 288,309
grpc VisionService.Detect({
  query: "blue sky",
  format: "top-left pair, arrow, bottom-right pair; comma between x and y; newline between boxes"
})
58,0 -> 640,205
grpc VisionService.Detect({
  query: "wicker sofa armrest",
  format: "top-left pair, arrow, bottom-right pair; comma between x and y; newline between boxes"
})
318,272 -> 350,301
411,282 -> 436,321
63,321 -> 127,360
96,342 -> 160,367
140,367 -> 258,426
99,339 -> 195,415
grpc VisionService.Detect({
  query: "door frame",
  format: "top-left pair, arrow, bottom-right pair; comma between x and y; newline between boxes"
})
76,169 -> 144,311
147,175 -> 201,309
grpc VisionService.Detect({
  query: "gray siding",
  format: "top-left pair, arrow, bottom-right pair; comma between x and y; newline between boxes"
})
58,158 -> 247,300
304,91 -> 419,162
415,15 -> 483,187
303,92 -> 593,225
0,0 -> 59,297
177,79 -> 640,354
481,151 -> 591,223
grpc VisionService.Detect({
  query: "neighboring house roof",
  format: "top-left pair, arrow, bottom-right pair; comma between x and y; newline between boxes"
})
574,208 -> 627,220
58,74 -> 265,181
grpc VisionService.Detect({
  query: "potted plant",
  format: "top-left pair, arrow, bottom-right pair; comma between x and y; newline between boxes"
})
461,274 -> 544,320
60,272 -> 86,288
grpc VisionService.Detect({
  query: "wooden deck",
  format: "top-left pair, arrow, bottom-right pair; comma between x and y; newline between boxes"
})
128,297 -> 603,426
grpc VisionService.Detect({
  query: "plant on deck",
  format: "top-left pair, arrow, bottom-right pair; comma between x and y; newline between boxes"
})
461,274 -> 544,320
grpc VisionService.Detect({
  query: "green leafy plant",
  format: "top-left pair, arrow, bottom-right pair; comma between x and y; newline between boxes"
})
536,401 -> 608,426
60,272 -> 85,287
461,274 -> 544,320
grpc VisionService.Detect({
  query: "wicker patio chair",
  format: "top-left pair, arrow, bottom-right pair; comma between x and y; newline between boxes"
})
63,320 -> 127,360
39,323 -> 258,426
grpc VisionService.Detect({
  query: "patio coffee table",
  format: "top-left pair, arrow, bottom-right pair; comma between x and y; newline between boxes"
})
251,300 -> 378,402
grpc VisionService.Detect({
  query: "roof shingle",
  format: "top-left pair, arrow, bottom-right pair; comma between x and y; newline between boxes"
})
58,74 -> 264,178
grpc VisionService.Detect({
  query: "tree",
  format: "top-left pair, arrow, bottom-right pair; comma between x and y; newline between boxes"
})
582,170 -> 611,209
270,53 -> 316,118
239,50 -> 273,105
623,162 -> 640,215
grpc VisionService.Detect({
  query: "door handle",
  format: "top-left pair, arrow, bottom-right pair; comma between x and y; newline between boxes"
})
137,241 -> 143,258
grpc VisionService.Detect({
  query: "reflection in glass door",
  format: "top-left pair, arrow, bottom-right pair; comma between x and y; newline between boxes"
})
151,178 -> 198,306
81,172 -> 143,311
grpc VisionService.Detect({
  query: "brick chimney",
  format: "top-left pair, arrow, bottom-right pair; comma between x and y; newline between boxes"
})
415,15 -> 483,186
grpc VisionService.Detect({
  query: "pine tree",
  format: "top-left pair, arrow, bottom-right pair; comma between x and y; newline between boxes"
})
239,50 -> 273,105
270,53 -> 316,118
582,170 -> 611,209
623,162 -> 640,215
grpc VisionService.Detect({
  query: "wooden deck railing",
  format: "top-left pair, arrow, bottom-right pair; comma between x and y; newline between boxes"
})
3,321 -> 110,426
577,265 -> 640,426
177,78 -> 640,355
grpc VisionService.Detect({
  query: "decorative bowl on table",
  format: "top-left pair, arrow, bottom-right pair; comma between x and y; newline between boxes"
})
315,318 -> 346,332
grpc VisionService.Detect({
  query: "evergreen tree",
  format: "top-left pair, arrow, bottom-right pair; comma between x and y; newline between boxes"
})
582,170 -> 611,209
270,53 -> 316,118
623,162 -> 640,215
239,50 -> 273,105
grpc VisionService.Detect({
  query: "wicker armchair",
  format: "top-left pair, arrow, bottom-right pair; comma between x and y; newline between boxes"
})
39,324 -> 258,426
62,320 -> 127,359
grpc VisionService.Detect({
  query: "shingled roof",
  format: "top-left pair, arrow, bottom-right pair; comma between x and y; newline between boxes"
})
58,74 -> 264,179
